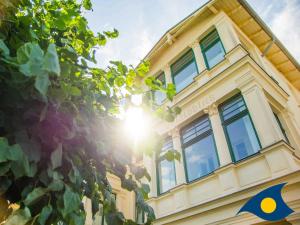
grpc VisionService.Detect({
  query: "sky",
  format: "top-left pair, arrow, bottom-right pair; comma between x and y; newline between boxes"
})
85,0 -> 300,68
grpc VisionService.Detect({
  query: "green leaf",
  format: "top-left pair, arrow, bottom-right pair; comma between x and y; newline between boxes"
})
161,149 -> 181,162
82,0 -> 92,10
0,177 -> 12,195
43,44 -> 60,76
166,83 -> 176,100
69,86 -> 82,96
114,76 -> 125,87
69,212 -> 85,225
104,29 -> 119,39
35,73 -> 50,96
0,39 -> 9,56
48,178 -> 64,191
63,186 -> 81,217
24,187 -> 47,206
5,208 -> 31,225
106,212 -> 124,225
0,137 -> 9,163
38,205 -> 52,225
51,144 -> 62,169
0,162 -> 10,176
17,43 -> 44,77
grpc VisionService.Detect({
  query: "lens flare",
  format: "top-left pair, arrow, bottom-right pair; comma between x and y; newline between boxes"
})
124,107 -> 149,141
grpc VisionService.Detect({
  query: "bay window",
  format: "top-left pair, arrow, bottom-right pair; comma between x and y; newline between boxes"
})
220,94 -> 261,162
181,115 -> 219,182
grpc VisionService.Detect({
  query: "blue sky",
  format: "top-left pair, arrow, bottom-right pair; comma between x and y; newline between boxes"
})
85,0 -> 300,68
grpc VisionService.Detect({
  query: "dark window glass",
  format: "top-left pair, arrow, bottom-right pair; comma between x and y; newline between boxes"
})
181,116 -> 219,182
201,30 -> 225,69
274,112 -> 289,143
153,73 -> 166,105
171,49 -> 198,92
157,137 -> 176,193
220,95 -> 261,161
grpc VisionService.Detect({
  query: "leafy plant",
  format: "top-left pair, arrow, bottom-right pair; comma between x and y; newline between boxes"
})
0,0 -> 179,225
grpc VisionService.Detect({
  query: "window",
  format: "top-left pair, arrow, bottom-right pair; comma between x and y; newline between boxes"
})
181,116 -> 219,182
220,95 -> 261,162
153,72 -> 166,105
200,29 -> 225,69
274,112 -> 289,143
157,137 -> 176,194
171,49 -> 198,92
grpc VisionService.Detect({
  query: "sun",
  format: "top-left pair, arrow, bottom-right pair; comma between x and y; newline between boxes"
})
124,107 -> 149,141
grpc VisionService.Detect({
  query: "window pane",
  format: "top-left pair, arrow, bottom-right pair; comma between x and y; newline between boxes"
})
221,96 -> 246,121
158,159 -> 176,193
204,41 -> 225,68
154,91 -> 166,105
226,115 -> 260,161
173,60 -> 197,92
154,73 -> 166,105
182,117 -> 211,144
274,113 -> 289,143
184,134 -> 219,182
160,137 -> 173,154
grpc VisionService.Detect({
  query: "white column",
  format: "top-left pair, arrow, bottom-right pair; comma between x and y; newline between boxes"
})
190,41 -> 206,73
205,103 -> 232,166
170,128 -> 186,184
163,64 -> 172,84
237,75 -> 283,147
215,17 -> 240,52
143,155 -> 157,198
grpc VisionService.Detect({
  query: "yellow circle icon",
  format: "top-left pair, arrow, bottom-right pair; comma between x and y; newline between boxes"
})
260,197 -> 277,214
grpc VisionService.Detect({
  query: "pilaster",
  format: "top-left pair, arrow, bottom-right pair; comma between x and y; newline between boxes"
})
204,103 -> 232,166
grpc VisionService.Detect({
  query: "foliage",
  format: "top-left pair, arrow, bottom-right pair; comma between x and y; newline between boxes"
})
0,0 -> 179,225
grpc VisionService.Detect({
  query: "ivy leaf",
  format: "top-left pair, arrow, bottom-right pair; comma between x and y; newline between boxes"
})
51,144 -> 62,170
0,137 -> 9,163
106,212 -> 125,225
114,76 -> 125,87
161,149 -> 181,162
104,29 -> 119,39
166,83 -> 176,101
0,177 -> 12,195
69,212 -> 85,225
5,208 -> 31,225
35,73 -> 50,97
43,44 -> 61,76
69,86 -> 82,96
0,39 -> 9,56
82,0 -> 92,10
63,186 -> 81,217
24,187 -> 47,206
0,162 -> 10,176
17,43 -> 44,77
38,205 -> 52,225
48,178 -> 64,191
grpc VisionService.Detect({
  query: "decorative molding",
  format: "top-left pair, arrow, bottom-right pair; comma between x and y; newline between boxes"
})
166,33 -> 176,45
188,40 -> 200,49
169,128 -> 180,139
235,71 -> 257,92
204,103 -> 218,116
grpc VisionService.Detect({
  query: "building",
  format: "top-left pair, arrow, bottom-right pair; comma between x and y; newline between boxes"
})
142,0 -> 300,224
84,174 -> 136,225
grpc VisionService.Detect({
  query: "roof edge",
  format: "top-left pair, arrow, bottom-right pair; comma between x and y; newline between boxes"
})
238,0 -> 300,69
